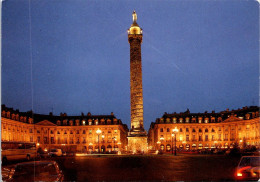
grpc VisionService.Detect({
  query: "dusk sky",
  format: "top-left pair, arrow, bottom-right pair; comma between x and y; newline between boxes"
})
1,0 -> 259,130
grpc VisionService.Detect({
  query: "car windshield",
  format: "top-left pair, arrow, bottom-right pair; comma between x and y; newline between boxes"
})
239,157 -> 260,167
13,163 -> 58,181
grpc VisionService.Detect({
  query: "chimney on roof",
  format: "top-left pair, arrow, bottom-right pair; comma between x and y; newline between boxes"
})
64,113 -> 67,117
204,111 -> 208,114
111,112 -> 114,116
81,112 -> 84,117
226,108 -> 229,112
87,112 -> 91,116
49,112 -> 53,116
212,110 -> 215,114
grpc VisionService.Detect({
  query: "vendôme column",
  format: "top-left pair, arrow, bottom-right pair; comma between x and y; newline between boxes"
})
127,11 -> 148,153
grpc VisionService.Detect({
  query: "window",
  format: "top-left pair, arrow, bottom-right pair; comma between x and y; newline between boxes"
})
83,137 -> 86,144
70,138 -> 74,144
82,120 -> 86,125
167,128 -> 170,132
205,128 -> 208,132
173,118 -> 177,123
218,134 -> 221,140
199,135 -> 202,141
205,135 -> 208,141
114,129 -> 117,133
89,129 -> 92,134
57,137 -> 61,144
76,138 -> 80,144
205,119 -> 208,123
70,130 -> 73,134
96,121 -> 98,125
83,130 -> 86,134
51,137 -> 55,144
76,130 -> 79,134
192,129 -> 196,132
186,128 -> 189,132
37,136 -> 40,143
64,131 -> 67,135
225,134 -> 228,140
179,118 -> 183,123
57,131 -> 60,134
186,135 -> 189,141
160,128 -> 163,132
180,128 -> 183,132
50,130 -> 53,134
30,136 -> 33,142
212,128 -> 215,132
29,128 -> 33,133
192,135 -> 195,141
212,135 -> 215,141
44,137 -> 48,144
199,129 -> 202,132
37,130 -> 40,134
89,121 -> 92,125
179,135 -> 183,141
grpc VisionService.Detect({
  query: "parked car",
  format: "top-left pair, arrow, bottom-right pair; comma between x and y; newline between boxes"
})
2,161 -> 64,182
235,156 -> 260,181
49,149 -> 63,157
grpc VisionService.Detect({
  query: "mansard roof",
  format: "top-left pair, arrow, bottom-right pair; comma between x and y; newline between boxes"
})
155,106 -> 259,124
1,105 -> 126,128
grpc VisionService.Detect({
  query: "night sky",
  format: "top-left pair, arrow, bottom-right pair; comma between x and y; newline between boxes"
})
1,0 -> 259,130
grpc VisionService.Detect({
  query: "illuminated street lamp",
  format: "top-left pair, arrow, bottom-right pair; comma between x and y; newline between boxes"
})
96,128 -> 102,153
172,127 -> 179,156
112,137 -> 117,151
171,133 -> 174,155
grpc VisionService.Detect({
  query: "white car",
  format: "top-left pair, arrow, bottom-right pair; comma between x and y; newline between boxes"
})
49,149 -> 63,157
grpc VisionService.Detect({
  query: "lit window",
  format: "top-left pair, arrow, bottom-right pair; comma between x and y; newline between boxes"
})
82,120 -> 86,125
114,129 -> 117,133
89,129 -> 92,134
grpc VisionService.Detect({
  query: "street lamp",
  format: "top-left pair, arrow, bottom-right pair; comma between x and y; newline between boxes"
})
96,128 -> 102,153
172,127 -> 179,156
112,137 -> 117,151
171,133 -> 174,154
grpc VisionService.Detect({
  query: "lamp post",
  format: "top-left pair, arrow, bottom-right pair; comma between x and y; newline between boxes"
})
171,133 -> 174,155
172,127 -> 179,156
112,137 -> 117,151
156,141 -> 161,151
101,134 -> 105,152
96,128 -> 102,153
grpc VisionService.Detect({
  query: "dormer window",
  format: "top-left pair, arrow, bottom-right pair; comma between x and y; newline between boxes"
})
179,118 -> 183,123
96,121 -> 98,125
173,118 -> 177,123
89,121 -> 92,125
63,120 -> 67,125
57,120 -> 61,125
76,120 -> 80,126
82,120 -> 86,125
205,119 -> 208,123
69,120 -> 73,126
185,117 -> 189,123
70,130 -> 73,134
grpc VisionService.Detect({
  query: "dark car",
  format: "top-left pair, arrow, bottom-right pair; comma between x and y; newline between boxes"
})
235,156 -> 260,181
2,161 -> 64,182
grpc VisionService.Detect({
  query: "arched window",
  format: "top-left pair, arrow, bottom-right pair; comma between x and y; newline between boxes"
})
212,128 -> 215,132
205,128 -> 208,132
199,129 -> 202,132
160,144 -> 165,151
166,144 -> 171,151
192,129 -> 196,132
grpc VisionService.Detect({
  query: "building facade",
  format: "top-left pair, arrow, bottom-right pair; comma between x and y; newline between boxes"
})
148,106 -> 260,151
1,105 -> 129,153
127,11 -> 148,152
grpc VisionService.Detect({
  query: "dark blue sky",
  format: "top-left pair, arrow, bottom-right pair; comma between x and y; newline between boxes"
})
2,0 -> 259,130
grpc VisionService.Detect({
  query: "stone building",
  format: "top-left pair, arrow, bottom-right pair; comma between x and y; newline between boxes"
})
148,106 -> 260,151
1,105 -> 129,153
